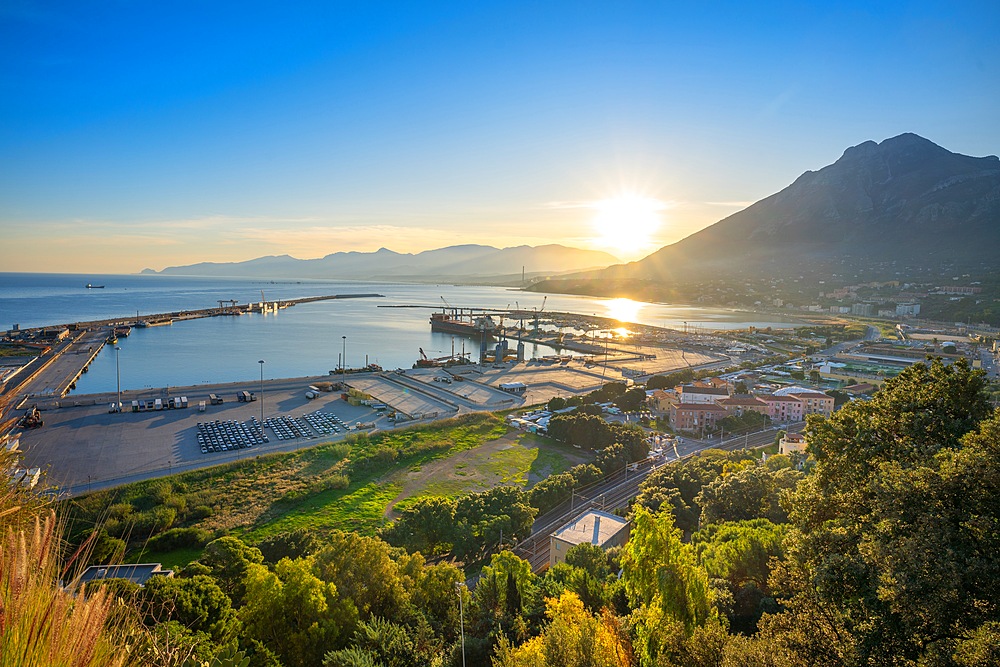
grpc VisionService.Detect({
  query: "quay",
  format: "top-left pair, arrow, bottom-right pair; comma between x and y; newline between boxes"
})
0,293 -> 384,432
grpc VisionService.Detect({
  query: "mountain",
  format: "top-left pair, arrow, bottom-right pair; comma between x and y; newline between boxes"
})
598,133 -> 1000,282
144,244 -> 619,281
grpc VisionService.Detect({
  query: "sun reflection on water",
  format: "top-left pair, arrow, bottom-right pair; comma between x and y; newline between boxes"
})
604,297 -> 643,324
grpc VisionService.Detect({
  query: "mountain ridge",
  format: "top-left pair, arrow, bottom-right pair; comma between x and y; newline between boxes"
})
143,243 -> 620,281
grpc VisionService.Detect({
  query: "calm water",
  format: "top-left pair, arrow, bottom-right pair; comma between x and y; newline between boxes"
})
0,273 -> 801,393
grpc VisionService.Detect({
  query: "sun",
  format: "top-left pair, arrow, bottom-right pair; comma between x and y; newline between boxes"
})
591,195 -> 664,258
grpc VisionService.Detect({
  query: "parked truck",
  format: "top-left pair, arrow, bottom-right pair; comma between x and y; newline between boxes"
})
209,394 -> 223,405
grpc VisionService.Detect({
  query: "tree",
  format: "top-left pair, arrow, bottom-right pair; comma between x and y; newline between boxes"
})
621,506 -> 714,633
613,387 -> 647,412
242,558 -> 357,667
312,532 -> 410,621
381,496 -> 457,555
200,537 -> 264,606
142,575 -> 241,645
548,396 -> 567,411
766,359 -> 998,665
696,465 -> 802,525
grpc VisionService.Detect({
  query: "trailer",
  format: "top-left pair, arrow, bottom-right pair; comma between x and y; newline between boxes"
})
198,400 -> 207,412
154,398 -> 163,411
180,396 -> 188,408
131,400 -> 140,413
209,394 -> 223,405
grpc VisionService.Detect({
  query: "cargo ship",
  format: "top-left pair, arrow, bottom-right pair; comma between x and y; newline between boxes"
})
429,309 -> 498,341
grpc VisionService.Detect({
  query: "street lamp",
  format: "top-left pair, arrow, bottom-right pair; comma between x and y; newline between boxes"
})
115,346 -> 122,412
258,360 -> 265,427
456,582 -> 466,667
342,336 -> 347,375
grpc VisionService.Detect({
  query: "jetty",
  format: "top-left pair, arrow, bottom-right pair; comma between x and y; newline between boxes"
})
0,293 -> 384,434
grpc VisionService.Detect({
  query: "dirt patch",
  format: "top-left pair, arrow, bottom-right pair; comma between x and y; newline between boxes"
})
382,431 -> 588,517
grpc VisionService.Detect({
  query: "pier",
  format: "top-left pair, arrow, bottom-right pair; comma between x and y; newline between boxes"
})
0,293 -> 384,433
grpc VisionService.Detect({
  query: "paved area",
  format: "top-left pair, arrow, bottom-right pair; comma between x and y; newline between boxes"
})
16,376 -> 384,495
11,348 -> 725,497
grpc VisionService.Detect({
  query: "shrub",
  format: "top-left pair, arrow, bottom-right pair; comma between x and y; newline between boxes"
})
146,526 -> 212,552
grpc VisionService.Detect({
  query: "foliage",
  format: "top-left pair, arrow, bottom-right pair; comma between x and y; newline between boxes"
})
647,369 -> 696,390
621,506 -> 715,633
634,449 -> 752,533
241,557 -> 357,667
0,510 -> 145,667
765,359 -> 999,665
696,465 -> 802,525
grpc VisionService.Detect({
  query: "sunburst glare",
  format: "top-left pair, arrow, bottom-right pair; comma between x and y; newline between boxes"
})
591,195 -> 665,258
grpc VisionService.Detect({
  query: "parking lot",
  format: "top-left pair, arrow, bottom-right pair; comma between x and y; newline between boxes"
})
15,376 -> 383,495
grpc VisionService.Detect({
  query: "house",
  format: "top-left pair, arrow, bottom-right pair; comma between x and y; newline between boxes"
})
778,432 -> 807,456
550,510 -> 630,568
676,384 -> 730,404
669,402 -> 728,432
76,563 -> 174,588
762,395 -> 805,423
646,389 -> 677,414
716,395 -> 770,416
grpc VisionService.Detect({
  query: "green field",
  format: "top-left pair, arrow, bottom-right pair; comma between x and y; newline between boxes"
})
66,413 -> 582,565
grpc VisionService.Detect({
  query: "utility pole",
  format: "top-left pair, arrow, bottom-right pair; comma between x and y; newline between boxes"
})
258,360 -> 265,428
456,583 -> 466,667
115,346 -> 122,412
342,336 -> 347,375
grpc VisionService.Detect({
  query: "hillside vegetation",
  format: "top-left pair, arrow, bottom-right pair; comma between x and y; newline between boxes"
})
3,359 -> 997,666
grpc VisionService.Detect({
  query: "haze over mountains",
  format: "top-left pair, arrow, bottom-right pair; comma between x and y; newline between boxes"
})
143,244 -> 619,282
594,133 -> 1000,283
147,134 -> 999,287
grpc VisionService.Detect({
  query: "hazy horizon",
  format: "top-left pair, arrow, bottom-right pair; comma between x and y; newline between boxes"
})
2,1 -> 998,273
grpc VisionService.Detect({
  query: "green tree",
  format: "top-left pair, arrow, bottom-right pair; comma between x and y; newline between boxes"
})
242,558 -> 357,667
201,537 -> 265,606
621,506 -> 714,633
766,360 -> 998,666
142,574 -> 241,645
312,532 -> 410,621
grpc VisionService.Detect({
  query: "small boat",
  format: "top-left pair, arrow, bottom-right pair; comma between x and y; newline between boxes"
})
86,283 -> 105,289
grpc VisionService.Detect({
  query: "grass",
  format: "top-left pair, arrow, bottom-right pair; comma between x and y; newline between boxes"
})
131,546 -> 205,571
391,431 -> 578,512
64,413 -> 511,566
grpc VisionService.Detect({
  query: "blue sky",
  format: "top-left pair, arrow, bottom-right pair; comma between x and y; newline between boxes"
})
1,1 -> 997,272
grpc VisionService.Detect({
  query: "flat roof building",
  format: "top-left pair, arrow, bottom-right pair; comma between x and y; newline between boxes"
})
76,563 -> 174,588
550,509 -> 630,568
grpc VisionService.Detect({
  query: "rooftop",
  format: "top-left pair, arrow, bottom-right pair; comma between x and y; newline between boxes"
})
553,509 -> 629,547
77,563 -> 173,587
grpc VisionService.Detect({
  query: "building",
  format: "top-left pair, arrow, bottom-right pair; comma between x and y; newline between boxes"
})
76,563 -> 174,588
646,389 -> 677,414
787,391 -> 835,417
716,394 -> 770,416
676,384 -> 730,404
851,303 -> 874,317
896,303 -> 921,317
778,432 -> 807,456
762,395 -> 805,423
669,402 -> 728,432
550,510 -> 630,568
498,382 -> 527,394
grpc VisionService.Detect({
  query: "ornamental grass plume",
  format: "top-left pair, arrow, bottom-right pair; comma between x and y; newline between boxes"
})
0,449 -> 146,667
0,510 -> 137,667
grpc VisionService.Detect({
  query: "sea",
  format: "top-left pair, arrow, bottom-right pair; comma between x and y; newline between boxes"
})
0,273 -> 802,394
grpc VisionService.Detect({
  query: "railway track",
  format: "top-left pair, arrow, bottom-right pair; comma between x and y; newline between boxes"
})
513,422 -> 806,572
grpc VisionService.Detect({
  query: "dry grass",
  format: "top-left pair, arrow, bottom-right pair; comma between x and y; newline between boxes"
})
0,512 -> 141,667
0,450 -> 147,667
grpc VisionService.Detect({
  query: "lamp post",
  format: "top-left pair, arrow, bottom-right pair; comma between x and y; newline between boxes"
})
115,346 -> 122,412
258,360 -> 265,427
456,583 -> 466,667
342,336 -> 347,375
